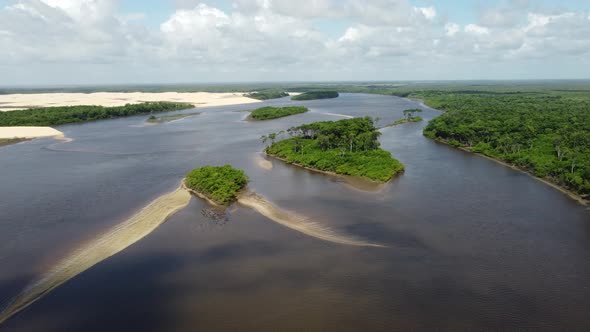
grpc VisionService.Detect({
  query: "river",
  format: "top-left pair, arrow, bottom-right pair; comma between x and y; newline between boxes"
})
0,93 -> 589,331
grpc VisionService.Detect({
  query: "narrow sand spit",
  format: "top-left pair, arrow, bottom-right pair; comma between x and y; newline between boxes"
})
237,192 -> 384,248
320,112 -> 354,119
0,186 -> 191,325
255,154 -> 273,170
0,92 -> 260,111
0,126 -> 63,139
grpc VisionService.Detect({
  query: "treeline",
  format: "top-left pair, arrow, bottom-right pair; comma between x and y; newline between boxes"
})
292,91 -> 339,101
249,106 -> 308,120
0,102 -> 195,126
245,91 -> 289,100
265,117 -> 404,182
422,92 -> 590,196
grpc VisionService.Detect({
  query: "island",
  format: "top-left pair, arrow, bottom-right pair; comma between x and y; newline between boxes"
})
146,112 -> 201,124
245,91 -> 289,100
291,91 -> 339,101
0,101 -> 195,126
382,109 -> 423,127
264,117 -> 404,182
248,106 -> 309,121
184,165 -> 249,205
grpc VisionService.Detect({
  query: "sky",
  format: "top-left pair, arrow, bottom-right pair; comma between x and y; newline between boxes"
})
0,0 -> 589,85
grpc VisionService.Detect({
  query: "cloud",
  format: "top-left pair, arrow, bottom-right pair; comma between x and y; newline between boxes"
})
0,0 -> 589,84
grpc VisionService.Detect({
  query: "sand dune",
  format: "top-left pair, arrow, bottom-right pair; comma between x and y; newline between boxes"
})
0,186 -> 191,325
0,126 -> 64,139
0,92 -> 259,111
238,192 -> 383,248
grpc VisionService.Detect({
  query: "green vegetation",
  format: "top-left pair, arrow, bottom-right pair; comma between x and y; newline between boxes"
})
0,138 -> 30,147
385,116 -> 423,127
248,106 -> 309,121
422,91 -> 590,197
146,112 -> 201,123
292,91 -> 339,101
0,102 -> 194,126
265,117 -> 404,182
245,91 -> 289,100
185,165 -> 249,204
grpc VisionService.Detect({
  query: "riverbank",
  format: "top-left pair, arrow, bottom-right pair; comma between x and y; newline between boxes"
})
265,152 -> 392,193
430,137 -> 589,206
0,127 -> 65,147
0,92 -> 259,111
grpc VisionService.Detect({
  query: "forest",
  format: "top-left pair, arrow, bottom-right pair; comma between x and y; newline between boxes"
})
422,91 -> 590,197
249,106 -> 309,120
185,165 -> 249,204
291,91 -> 339,101
265,117 -> 404,182
244,91 -> 289,100
0,102 -> 195,126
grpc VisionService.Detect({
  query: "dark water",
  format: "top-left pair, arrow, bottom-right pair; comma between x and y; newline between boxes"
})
1,94 -> 589,331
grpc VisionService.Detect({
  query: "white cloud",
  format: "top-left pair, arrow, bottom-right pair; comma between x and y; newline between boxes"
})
445,23 -> 460,37
1,0 -> 590,84
464,24 -> 489,35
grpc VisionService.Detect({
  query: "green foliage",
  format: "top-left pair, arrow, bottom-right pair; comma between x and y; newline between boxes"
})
291,91 -> 339,101
384,116 -> 423,127
266,117 -> 404,182
249,106 -> 309,120
146,112 -> 201,123
245,91 -> 289,100
422,92 -> 590,196
185,165 -> 249,204
0,102 -> 195,126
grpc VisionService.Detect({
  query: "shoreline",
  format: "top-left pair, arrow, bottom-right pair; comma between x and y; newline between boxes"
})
264,151 -> 393,193
408,96 -> 589,207
430,137 -> 589,206
181,180 -> 229,208
0,92 -> 260,111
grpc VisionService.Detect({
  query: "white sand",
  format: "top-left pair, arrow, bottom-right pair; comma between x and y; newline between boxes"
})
237,192 -> 384,247
0,92 -> 260,138
0,186 -> 191,325
0,126 -> 64,139
0,92 -> 260,111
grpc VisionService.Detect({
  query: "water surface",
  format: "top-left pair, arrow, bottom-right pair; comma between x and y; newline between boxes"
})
1,94 -> 589,331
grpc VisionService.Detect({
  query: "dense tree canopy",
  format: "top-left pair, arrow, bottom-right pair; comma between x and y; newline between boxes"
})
265,117 -> 404,182
245,91 -> 289,100
422,91 -> 590,196
291,91 -> 339,101
0,102 -> 194,126
249,106 -> 309,120
185,165 -> 249,204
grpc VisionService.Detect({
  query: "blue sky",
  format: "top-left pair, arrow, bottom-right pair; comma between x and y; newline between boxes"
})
1,0 -> 589,84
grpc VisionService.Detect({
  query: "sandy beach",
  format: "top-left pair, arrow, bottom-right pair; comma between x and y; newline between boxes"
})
0,92 -> 260,111
0,92 -> 260,139
0,126 -> 64,139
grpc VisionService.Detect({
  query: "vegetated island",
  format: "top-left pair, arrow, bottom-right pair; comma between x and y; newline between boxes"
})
421,91 -> 590,203
248,106 -> 309,121
382,109 -> 423,128
0,101 -> 195,126
184,165 -> 250,205
264,117 -> 404,182
291,91 -> 339,101
146,111 -> 202,124
244,90 -> 289,100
